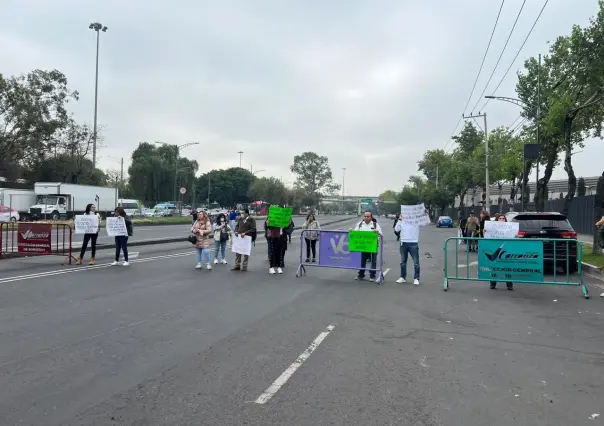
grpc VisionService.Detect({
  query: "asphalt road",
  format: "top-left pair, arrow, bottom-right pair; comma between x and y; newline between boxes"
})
0,214 -> 351,251
0,218 -> 603,425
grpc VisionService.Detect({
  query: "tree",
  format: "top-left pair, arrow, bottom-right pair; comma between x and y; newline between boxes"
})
397,185 -> 420,206
196,167 -> 254,208
249,177 -> 288,205
290,152 -> 340,201
577,177 -> 586,196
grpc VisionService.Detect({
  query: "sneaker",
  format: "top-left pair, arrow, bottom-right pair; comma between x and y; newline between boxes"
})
396,277 -> 406,284
221,259 -> 227,264
214,258 -> 218,264
305,258 -> 310,263
277,267 -> 283,274
369,277 -> 375,282
122,262 -> 129,267
195,264 -> 202,269
355,276 -> 365,280
269,267 -> 276,274
111,261 -> 119,266
206,264 -> 212,270
413,279 -> 420,285
311,258 -> 316,263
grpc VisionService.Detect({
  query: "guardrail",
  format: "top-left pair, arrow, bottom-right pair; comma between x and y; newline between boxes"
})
0,222 -> 75,264
443,237 -> 589,298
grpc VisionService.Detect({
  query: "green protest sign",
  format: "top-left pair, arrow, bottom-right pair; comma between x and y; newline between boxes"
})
348,230 -> 378,253
268,206 -> 293,228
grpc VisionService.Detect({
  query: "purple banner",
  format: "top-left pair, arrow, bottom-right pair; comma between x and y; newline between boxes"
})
318,230 -> 361,268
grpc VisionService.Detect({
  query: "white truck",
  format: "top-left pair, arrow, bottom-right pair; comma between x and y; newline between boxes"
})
29,182 -> 119,220
0,188 -> 37,220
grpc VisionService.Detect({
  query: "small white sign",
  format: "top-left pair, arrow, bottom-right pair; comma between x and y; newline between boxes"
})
231,235 -> 252,256
74,215 -> 99,234
180,187 -> 187,195
484,221 -> 520,239
106,217 -> 128,237
401,204 -> 430,227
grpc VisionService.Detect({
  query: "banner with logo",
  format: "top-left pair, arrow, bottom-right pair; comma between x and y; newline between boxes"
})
17,223 -> 52,255
318,230 -> 362,268
478,239 -> 544,282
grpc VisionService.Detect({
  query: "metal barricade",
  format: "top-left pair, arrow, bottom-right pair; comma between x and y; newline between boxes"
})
443,237 -> 589,299
296,229 -> 385,284
0,222 -> 74,264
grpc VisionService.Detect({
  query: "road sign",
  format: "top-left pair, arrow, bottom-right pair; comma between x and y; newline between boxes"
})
180,187 -> 186,195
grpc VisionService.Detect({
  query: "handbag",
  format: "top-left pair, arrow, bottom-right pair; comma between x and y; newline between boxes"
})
188,234 -> 197,244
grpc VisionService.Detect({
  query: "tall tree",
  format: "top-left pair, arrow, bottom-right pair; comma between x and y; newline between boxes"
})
249,177 -> 288,205
195,167 -> 254,208
290,152 -> 340,201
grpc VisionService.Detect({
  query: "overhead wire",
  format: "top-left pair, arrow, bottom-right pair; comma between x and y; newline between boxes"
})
480,0 -> 549,111
469,0 -> 527,113
443,0 -> 506,153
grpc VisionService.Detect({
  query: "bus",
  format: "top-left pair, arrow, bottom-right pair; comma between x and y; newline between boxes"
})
118,199 -> 142,217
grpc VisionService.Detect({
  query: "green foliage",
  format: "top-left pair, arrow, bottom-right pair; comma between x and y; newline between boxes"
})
577,177 -> 586,196
250,177 -> 288,205
195,167 -> 254,208
290,152 -> 340,198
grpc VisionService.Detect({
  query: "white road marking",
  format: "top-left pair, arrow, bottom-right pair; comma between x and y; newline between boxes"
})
383,268 -> 390,276
254,324 -> 335,404
457,261 -> 478,268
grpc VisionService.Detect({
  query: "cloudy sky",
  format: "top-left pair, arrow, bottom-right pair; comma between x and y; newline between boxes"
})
1,0 -> 602,196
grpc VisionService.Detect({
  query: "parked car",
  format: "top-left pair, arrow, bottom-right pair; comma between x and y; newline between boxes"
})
511,212 -> 578,273
437,216 -> 453,228
0,206 -> 19,222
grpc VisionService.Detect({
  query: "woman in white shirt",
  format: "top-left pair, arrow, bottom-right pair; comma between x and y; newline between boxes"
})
76,203 -> 101,265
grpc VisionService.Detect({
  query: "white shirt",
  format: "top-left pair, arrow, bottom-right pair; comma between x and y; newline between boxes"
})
394,220 -> 419,243
353,220 -> 383,236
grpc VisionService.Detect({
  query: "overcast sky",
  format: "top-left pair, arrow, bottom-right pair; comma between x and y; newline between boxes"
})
1,0 -> 602,196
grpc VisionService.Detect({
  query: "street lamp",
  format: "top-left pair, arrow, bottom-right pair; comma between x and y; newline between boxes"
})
153,142 -> 200,201
89,22 -> 108,169
238,151 -> 244,168
252,169 -> 266,176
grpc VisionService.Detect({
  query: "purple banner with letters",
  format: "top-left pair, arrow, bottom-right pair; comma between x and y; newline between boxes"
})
318,230 -> 362,268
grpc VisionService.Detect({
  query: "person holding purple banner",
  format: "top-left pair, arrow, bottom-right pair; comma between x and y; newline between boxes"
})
303,213 -> 320,263
352,211 -> 383,282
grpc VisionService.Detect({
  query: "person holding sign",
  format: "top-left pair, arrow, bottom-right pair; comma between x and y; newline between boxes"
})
488,214 -> 514,291
231,208 -> 256,272
394,213 -> 421,285
75,203 -> 101,265
111,207 -> 133,266
352,211 -> 383,282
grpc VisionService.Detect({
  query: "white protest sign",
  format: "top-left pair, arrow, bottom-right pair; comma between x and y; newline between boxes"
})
74,215 -> 99,234
484,221 -> 519,239
106,217 -> 128,237
401,204 -> 431,226
231,235 -> 252,256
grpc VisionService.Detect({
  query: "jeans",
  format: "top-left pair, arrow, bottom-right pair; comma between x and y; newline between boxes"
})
358,252 -> 377,279
115,236 -> 129,262
229,220 -> 236,230
80,233 -> 98,259
214,240 -> 227,260
400,242 -> 420,280
305,238 -> 317,260
196,248 -> 211,264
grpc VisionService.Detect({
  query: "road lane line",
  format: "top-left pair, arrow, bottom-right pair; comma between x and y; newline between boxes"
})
383,268 -> 390,276
457,261 -> 478,268
254,324 -> 335,404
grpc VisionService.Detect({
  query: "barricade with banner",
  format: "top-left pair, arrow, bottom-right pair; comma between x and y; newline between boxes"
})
296,229 -> 385,284
0,222 -> 75,264
443,236 -> 589,298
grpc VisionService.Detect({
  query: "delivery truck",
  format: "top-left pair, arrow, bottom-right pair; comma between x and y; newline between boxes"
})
29,182 -> 119,220
0,188 -> 37,220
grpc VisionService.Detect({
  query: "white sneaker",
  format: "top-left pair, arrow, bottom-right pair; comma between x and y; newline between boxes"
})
206,264 -> 212,270
195,264 -> 202,269
413,279 -> 420,285
277,267 -> 283,274
111,261 -> 119,266
221,259 -> 227,264
122,262 -> 129,267
269,267 -> 276,274
214,258 -> 218,264
396,277 -> 406,284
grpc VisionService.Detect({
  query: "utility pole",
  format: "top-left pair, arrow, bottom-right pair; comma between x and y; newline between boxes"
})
436,165 -> 439,188
463,112 -> 489,210
207,174 -> 211,206
341,167 -> 346,212
238,151 -> 243,168
120,157 -> 124,192
88,22 -> 108,169
536,53 -> 541,211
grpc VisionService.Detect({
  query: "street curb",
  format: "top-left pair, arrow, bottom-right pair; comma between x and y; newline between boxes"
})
0,216 -> 354,259
582,262 -> 604,279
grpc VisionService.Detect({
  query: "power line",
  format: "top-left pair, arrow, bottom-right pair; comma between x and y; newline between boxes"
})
444,0 -> 505,153
469,0 -> 526,113
508,114 -> 523,129
481,0 -> 549,111
511,117 -> 527,134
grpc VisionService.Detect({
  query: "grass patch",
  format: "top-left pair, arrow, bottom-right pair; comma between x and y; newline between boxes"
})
582,243 -> 604,268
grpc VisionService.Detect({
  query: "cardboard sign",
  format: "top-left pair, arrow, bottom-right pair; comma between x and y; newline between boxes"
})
401,204 -> 430,226
232,235 -> 252,256
106,217 -> 128,237
348,230 -> 378,253
267,206 -> 293,228
75,215 -> 99,234
484,221 -> 520,239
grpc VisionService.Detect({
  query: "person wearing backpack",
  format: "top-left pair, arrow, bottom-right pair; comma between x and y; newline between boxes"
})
351,211 -> 383,282
213,213 -> 232,264
111,207 -> 133,266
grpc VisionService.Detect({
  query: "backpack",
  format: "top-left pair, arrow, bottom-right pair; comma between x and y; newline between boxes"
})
285,220 -> 295,235
357,220 -> 377,230
125,219 -> 134,237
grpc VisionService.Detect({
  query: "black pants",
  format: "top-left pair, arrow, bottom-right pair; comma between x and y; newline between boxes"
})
269,237 -> 284,268
490,281 -> 513,289
305,238 -> 317,260
115,236 -> 129,262
80,233 -> 98,258
358,252 -> 377,279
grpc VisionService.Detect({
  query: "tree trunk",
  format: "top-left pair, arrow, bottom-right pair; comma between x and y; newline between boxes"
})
457,189 -> 467,217
562,112 -> 578,216
535,138 -> 559,213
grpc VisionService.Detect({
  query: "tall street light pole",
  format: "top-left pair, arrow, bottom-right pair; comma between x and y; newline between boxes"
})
238,151 -> 243,168
89,22 -> 107,169
154,142 -> 199,201
341,167 -> 346,212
